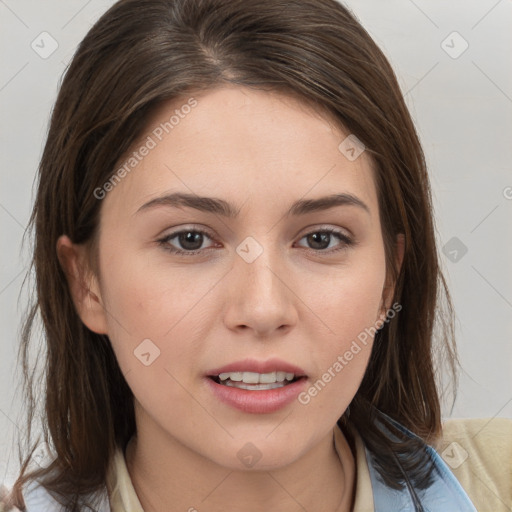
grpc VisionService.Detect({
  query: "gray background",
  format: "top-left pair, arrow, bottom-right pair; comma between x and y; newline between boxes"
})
1,0 -> 511,486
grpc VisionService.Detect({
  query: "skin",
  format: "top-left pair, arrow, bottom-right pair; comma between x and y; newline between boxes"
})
58,84 -> 404,512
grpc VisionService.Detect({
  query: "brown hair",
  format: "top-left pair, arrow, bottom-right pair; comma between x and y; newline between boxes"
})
8,0 -> 458,509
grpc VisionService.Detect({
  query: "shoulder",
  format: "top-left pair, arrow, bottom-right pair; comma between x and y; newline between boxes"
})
434,417 -> 512,512
21,479 -> 62,511
21,478 -> 111,512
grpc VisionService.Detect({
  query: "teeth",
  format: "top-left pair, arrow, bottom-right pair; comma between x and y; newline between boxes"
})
217,371 -> 297,384
224,381 -> 286,391
259,371 -> 276,383
225,372 -> 243,382
243,372 -> 260,384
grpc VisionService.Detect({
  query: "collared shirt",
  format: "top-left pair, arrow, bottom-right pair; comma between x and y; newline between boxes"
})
18,416 -> 512,511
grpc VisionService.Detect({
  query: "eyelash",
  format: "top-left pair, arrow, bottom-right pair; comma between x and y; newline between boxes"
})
157,227 -> 354,257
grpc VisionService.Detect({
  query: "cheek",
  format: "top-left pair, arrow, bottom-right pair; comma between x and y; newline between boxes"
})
296,247 -> 386,402
99,241 -> 220,338
96,245 -> 210,384
96,254 -> 207,427
96,240 -> 237,407
301,246 -> 386,344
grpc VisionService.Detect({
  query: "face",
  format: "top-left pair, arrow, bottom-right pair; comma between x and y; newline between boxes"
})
67,85 -> 399,470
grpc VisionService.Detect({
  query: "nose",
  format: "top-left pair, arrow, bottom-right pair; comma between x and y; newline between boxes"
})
223,239 -> 298,338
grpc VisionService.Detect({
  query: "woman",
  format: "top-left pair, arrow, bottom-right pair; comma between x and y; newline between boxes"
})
2,0 -> 511,511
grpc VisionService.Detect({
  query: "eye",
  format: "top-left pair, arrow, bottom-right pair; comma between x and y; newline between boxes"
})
296,228 -> 354,254
157,228 -> 217,256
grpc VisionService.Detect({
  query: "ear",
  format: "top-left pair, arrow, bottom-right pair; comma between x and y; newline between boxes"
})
378,233 -> 405,323
56,235 -> 108,335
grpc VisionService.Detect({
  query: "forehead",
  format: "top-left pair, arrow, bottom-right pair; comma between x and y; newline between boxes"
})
101,85 -> 378,222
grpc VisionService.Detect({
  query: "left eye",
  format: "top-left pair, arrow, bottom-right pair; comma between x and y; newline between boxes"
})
296,228 -> 353,252
158,228 -> 353,256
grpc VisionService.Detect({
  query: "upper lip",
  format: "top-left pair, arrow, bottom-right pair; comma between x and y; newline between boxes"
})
206,358 -> 307,377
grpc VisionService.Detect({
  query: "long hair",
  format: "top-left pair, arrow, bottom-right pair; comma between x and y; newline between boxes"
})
8,0 -> 458,508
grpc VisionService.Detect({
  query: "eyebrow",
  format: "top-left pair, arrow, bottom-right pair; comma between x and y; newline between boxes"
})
136,192 -> 370,217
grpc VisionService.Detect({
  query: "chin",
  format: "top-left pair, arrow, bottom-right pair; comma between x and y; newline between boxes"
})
198,434 -> 310,472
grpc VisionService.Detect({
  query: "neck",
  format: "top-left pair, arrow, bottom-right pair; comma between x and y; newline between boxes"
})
125,420 -> 355,512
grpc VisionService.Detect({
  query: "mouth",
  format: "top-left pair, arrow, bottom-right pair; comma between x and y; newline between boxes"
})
208,371 -> 306,391
205,359 -> 308,413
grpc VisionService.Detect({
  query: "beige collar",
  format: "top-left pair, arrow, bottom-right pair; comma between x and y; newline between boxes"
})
335,423 -> 375,511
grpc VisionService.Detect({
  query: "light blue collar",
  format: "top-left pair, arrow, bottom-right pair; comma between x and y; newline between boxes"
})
363,411 -> 477,512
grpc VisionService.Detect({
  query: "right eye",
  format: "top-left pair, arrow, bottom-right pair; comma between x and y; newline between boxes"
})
157,228 -> 218,256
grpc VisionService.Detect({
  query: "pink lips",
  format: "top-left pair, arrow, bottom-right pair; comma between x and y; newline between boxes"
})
205,358 -> 308,414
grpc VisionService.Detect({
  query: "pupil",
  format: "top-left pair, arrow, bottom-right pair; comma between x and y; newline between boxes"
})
180,231 -> 203,250
308,232 -> 329,249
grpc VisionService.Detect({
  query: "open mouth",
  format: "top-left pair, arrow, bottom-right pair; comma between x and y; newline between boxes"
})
209,371 -> 305,391
205,365 -> 309,413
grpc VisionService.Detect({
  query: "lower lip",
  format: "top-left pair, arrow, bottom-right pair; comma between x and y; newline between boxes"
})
205,377 -> 308,414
